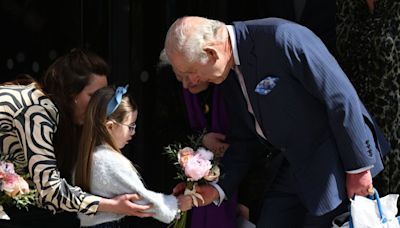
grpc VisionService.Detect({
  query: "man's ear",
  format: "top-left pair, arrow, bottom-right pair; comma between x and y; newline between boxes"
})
204,47 -> 219,63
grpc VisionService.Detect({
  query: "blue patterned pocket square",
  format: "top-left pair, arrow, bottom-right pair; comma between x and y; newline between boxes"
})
254,76 -> 279,95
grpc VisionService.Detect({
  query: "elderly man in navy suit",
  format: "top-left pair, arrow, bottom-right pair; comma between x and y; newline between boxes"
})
159,16 -> 389,227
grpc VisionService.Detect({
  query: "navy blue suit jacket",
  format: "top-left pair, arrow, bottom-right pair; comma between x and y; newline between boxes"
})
218,18 -> 389,216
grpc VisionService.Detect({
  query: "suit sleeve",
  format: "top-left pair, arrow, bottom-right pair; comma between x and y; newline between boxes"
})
276,23 -> 378,171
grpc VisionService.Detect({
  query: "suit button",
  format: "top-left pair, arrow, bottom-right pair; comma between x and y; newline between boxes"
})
280,147 -> 286,152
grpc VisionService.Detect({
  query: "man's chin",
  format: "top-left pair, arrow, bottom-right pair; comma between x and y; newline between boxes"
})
214,75 -> 228,84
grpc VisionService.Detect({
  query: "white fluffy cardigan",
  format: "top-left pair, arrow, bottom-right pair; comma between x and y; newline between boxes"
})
78,145 -> 178,226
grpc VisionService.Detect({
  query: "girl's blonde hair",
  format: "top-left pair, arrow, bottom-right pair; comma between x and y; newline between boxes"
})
75,86 -> 137,191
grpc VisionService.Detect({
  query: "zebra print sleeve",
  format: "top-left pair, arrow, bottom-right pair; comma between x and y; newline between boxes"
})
14,101 -> 100,215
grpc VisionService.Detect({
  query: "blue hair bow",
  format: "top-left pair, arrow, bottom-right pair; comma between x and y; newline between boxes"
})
106,85 -> 129,117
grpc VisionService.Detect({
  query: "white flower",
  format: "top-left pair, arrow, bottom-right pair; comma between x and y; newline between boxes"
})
196,147 -> 214,161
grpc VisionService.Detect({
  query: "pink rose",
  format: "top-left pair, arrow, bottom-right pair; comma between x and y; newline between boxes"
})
184,154 -> 212,181
178,147 -> 194,168
2,173 -> 20,197
2,173 -> 30,197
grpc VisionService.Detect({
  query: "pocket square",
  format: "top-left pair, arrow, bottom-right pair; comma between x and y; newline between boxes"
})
255,76 -> 279,95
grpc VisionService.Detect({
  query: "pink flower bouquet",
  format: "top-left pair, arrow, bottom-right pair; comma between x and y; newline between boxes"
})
0,161 -> 37,211
0,162 -> 30,197
165,138 -> 220,228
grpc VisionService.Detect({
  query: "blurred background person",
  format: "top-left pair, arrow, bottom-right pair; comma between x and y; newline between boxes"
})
337,0 -> 400,201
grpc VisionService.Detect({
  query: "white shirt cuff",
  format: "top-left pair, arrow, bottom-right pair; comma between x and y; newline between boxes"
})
346,165 -> 374,174
210,182 -> 226,206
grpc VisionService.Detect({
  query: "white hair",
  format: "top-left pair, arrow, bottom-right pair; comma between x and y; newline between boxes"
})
161,17 -> 226,65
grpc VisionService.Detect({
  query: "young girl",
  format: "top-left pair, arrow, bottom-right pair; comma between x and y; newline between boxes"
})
75,85 -> 192,227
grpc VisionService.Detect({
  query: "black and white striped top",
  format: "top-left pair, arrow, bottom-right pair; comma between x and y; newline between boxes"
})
0,83 -> 100,215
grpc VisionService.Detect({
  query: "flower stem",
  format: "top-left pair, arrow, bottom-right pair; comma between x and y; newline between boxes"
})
174,211 -> 187,228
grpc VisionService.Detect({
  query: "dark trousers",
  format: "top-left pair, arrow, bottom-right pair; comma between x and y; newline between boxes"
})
257,160 -> 349,228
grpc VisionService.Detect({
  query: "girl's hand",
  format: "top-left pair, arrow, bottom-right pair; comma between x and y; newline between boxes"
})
177,195 -> 193,212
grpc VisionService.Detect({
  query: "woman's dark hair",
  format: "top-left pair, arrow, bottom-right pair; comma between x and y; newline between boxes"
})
0,74 -> 42,88
42,48 -> 110,180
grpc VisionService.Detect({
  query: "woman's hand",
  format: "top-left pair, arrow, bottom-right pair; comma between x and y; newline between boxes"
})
98,193 -> 154,217
202,132 -> 229,158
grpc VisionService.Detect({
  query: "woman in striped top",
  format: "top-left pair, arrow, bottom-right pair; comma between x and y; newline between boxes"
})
0,49 -> 152,227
